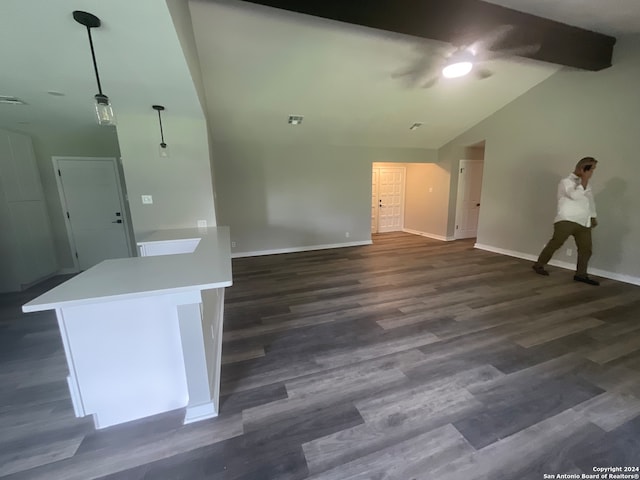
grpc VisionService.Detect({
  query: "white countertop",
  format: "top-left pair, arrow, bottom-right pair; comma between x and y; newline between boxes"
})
23,227 -> 232,312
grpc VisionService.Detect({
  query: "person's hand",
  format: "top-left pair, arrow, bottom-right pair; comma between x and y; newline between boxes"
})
591,217 -> 598,228
580,166 -> 594,187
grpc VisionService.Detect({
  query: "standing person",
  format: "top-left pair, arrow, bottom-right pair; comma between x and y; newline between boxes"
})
532,157 -> 600,285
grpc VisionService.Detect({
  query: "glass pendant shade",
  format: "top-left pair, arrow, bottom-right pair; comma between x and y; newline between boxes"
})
159,143 -> 170,158
94,94 -> 116,126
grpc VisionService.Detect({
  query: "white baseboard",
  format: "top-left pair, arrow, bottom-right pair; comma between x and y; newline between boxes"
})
474,243 -> 640,287
183,402 -> 217,425
232,240 -> 373,259
403,228 -> 455,242
58,267 -> 80,275
21,271 -> 59,290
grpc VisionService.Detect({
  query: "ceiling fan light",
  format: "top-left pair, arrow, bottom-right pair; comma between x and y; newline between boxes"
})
442,61 -> 473,79
94,94 -> 116,126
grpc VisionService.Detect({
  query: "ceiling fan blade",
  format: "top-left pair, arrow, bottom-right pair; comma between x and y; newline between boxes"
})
474,67 -> 493,80
421,75 -> 440,89
484,42 -> 541,60
392,40 -> 452,79
392,55 -> 433,78
469,24 -> 516,52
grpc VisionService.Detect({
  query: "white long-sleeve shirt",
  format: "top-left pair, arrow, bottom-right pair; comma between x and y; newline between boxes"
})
554,173 -> 597,227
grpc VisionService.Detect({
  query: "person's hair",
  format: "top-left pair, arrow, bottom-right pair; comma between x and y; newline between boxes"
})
576,156 -> 597,170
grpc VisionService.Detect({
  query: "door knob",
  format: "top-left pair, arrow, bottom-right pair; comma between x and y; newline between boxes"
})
112,219 -> 123,224
477,203 -> 480,206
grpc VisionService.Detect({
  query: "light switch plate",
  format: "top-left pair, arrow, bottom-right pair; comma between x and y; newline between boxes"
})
141,195 -> 153,205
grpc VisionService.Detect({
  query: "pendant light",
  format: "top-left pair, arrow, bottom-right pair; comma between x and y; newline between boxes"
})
73,10 -> 116,126
152,105 -> 169,158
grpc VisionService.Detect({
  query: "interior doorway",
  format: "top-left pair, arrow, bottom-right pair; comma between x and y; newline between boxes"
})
454,159 -> 484,239
371,165 -> 406,234
53,156 -> 133,271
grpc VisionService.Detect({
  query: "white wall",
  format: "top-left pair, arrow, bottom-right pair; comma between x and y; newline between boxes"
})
117,113 -> 216,238
213,142 -> 437,255
439,35 -> 640,282
23,126 -> 121,270
404,163 -> 451,239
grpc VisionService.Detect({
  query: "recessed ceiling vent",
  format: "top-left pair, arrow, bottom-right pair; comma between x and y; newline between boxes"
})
409,122 -> 423,130
0,96 -> 28,105
288,115 -> 304,125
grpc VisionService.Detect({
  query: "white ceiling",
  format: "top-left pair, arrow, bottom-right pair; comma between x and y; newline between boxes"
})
0,0 -> 202,138
484,0 -> 640,35
1,0 -> 638,149
190,0 -> 559,148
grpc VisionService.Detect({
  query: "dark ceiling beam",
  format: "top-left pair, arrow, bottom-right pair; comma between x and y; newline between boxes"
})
239,0 -> 616,71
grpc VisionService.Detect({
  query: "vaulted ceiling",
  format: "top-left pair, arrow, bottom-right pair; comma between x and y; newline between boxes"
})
191,0 -> 561,148
1,0 -> 638,149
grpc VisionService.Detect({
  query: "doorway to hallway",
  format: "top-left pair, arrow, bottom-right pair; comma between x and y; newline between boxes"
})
454,159 -> 484,239
371,165 -> 406,234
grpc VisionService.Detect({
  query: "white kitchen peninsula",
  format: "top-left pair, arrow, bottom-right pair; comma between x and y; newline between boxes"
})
22,227 -> 232,429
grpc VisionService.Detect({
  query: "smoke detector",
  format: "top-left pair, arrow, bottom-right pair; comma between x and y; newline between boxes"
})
0,95 -> 28,105
288,115 -> 304,125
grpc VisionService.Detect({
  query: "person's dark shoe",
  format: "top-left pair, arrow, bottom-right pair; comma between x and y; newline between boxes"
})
574,275 -> 600,286
532,264 -> 549,276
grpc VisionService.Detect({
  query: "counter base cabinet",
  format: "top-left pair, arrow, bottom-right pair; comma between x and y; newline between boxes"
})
56,289 -> 224,429
178,288 -> 225,425
23,227 -> 233,430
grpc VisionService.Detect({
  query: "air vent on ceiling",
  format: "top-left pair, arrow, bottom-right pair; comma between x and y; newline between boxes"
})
409,122 -> 423,131
0,95 -> 28,105
288,115 -> 304,125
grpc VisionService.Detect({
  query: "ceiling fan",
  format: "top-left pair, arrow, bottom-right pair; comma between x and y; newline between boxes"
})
391,24 -> 541,89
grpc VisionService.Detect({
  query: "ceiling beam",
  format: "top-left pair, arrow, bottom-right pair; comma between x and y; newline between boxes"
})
239,0 -> 616,71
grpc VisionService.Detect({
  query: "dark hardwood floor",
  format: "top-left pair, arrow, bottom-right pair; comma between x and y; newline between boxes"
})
1,232 -> 640,479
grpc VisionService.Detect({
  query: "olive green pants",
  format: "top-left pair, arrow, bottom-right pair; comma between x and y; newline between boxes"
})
536,221 -> 592,276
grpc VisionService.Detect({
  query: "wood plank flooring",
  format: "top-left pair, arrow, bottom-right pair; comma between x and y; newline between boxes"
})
1,232 -> 640,479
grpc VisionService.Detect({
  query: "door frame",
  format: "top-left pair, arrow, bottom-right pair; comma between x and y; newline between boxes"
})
454,159 -> 484,240
371,165 -> 406,234
52,156 -> 133,271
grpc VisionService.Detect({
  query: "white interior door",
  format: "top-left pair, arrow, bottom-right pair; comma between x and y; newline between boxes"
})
371,167 -> 405,233
455,159 -> 484,239
55,157 -> 132,271
371,169 -> 379,233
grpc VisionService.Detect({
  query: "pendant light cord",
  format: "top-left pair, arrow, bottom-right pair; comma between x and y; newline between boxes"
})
85,26 -> 103,95
157,109 -> 166,144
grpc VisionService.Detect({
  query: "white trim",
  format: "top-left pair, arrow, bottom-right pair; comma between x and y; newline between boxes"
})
474,243 -> 640,287
52,156 -> 133,271
403,228 -> 455,242
58,267 -> 80,275
20,273 -> 57,290
454,159 -> 484,240
232,240 -> 372,259
184,402 -> 217,424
